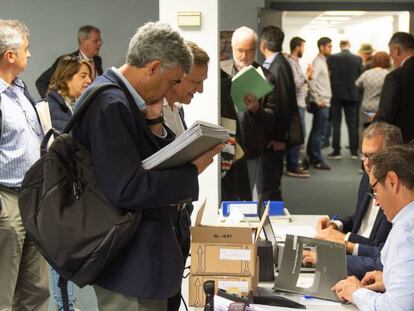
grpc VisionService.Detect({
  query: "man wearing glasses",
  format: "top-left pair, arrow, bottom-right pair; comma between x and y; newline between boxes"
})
0,19 -> 49,310
36,25 -> 103,98
332,145 -> 414,309
306,122 -> 402,278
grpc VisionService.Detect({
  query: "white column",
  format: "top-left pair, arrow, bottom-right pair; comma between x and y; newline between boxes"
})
159,0 -> 220,215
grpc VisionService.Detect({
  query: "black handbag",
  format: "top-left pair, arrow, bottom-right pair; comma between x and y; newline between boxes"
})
18,84 -> 142,303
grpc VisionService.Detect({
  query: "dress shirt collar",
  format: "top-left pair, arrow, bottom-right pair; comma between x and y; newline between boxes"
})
392,200 -> 414,225
79,50 -> 92,61
263,52 -> 278,69
110,66 -> 146,111
401,55 -> 414,67
0,77 -> 24,94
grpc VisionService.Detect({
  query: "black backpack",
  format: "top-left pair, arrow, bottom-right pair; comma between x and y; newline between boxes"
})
18,83 -> 142,298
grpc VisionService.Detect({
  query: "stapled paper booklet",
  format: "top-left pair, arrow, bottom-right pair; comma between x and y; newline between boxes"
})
142,120 -> 229,170
231,65 -> 273,112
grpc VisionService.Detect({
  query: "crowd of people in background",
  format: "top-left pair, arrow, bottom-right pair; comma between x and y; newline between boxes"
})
1,16 -> 414,311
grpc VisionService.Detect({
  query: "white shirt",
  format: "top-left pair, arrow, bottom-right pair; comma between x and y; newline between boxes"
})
308,54 -> 331,107
162,98 -> 185,136
353,201 -> 414,310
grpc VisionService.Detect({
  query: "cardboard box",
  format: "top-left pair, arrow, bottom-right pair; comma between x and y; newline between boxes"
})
190,200 -> 267,276
188,272 -> 258,307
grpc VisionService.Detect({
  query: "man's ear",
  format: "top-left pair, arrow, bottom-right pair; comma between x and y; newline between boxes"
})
3,50 -> 15,64
387,171 -> 399,192
146,60 -> 162,76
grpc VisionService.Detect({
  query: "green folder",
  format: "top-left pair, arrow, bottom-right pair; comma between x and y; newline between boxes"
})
230,65 -> 273,112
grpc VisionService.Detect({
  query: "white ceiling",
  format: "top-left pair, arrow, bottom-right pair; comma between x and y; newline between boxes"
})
283,11 -> 402,29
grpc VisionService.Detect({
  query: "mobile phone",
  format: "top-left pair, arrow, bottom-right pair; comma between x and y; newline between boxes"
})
364,111 -> 376,117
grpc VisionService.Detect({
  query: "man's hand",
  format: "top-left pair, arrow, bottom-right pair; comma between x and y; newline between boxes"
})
306,64 -> 314,80
192,144 -> 224,175
302,250 -> 317,266
243,93 -> 260,113
145,98 -> 164,119
361,271 -> 385,292
317,101 -> 326,108
316,226 -> 345,244
316,216 -> 338,230
332,276 -> 363,303
266,140 -> 286,151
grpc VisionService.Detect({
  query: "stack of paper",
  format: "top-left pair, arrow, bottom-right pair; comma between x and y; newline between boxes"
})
231,65 -> 273,112
142,121 -> 229,170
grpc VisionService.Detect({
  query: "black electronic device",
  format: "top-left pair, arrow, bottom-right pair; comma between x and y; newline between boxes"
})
203,280 -> 215,311
257,195 -> 278,269
252,295 -> 307,309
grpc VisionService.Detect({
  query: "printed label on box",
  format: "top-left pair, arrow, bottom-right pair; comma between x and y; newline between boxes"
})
229,203 -> 257,215
220,248 -> 251,261
217,280 -> 249,292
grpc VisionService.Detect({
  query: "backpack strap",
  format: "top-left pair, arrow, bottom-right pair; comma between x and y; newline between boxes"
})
58,276 -> 70,311
62,83 -> 121,134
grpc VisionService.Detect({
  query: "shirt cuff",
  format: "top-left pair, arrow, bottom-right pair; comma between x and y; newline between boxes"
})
331,220 -> 343,231
352,288 -> 378,310
352,243 -> 359,256
153,126 -> 168,138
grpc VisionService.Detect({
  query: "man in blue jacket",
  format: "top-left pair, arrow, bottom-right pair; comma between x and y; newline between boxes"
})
72,22 -> 222,310
304,122 -> 401,278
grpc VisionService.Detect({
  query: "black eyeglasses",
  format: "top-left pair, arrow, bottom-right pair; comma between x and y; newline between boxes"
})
368,179 -> 380,200
360,152 -> 375,161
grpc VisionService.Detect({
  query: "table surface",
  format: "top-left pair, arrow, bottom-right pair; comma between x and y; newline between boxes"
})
191,215 -> 359,311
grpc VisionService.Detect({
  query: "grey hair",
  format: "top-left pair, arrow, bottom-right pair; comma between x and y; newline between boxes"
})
0,19 -> 29,56
231,26 -> 257,46
77,25 -> 100,44
126,22 -> 192,74
362,122 -> 403,147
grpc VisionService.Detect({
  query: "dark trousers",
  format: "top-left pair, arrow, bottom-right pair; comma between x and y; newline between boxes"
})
307,105 -> 329,164
331,98 -> 359,154
260,148 -> 285,201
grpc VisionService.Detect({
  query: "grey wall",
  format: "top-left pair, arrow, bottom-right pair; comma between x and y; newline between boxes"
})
2,0 -> 159,100
219,0 -> 264,32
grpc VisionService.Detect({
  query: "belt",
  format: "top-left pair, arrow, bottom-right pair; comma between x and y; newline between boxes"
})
0,185 -> 20,194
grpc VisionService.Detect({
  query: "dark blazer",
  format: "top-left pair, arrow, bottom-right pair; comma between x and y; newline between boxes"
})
341,173 -> 392,248
46,90 -> 72,132
266,53 -> 303,146
347,254 -> 383,280
71,69 -> 199,299
327,49 -> 363,101
376,56 -> 414,143
221,60 -> 274,159
36,50 -> 103,98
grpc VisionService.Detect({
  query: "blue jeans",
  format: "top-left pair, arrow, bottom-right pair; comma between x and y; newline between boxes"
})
51,268 -> 75,311
286,107 -> 306,171
307,105 -> 329,164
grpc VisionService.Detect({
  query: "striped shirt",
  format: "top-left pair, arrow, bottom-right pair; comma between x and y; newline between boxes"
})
287,55 -> 307,108
0,78 -> 43,187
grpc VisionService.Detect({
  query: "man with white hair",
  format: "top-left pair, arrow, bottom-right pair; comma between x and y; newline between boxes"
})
71,22 -> 222,310
0,19 -> 49,310
221,26 -> 276,200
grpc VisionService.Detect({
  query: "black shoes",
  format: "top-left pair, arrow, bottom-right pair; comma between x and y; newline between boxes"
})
313,161 -> 331,170
327,151 -> 342,160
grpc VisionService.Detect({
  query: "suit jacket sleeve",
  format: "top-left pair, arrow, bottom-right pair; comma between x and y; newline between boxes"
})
376,72 -> 399,123
36,56 -> 62,98
269,61 -> 291,142
347,255 -> 383,280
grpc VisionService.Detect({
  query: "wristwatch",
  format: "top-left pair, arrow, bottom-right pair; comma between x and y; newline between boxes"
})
145,116 -> 164,125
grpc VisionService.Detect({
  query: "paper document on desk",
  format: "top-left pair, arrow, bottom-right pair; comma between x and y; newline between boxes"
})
275,225 -> 316,241
250,305 -> 318,311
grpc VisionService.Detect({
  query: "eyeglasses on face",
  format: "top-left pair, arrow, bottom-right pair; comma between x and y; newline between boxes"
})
368,179 -> 381,200
360,152 -> 375,161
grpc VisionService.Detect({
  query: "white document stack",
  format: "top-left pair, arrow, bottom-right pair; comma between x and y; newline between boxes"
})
142,120 -> 229,170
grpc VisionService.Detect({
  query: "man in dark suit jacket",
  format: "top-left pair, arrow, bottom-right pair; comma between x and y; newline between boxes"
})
327,40 -> 363,158
258,26 -> 303,200
35,25 -> 103,98
221,26 -> 277,200
377,32 -> 414,143
311,122 -> 402,279
72,22 -> 222,310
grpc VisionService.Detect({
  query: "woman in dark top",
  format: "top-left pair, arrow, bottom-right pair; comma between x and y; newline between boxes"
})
47,55 -> 91,310
48,55 -> 92,132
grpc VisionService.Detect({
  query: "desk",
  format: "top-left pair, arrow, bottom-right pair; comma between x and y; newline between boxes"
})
189,214 -> 358,311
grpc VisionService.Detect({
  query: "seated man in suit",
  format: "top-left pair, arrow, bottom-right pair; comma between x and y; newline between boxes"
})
36,25 -> 103,98
303,122 -> 402,278
332,145 -> 414,309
